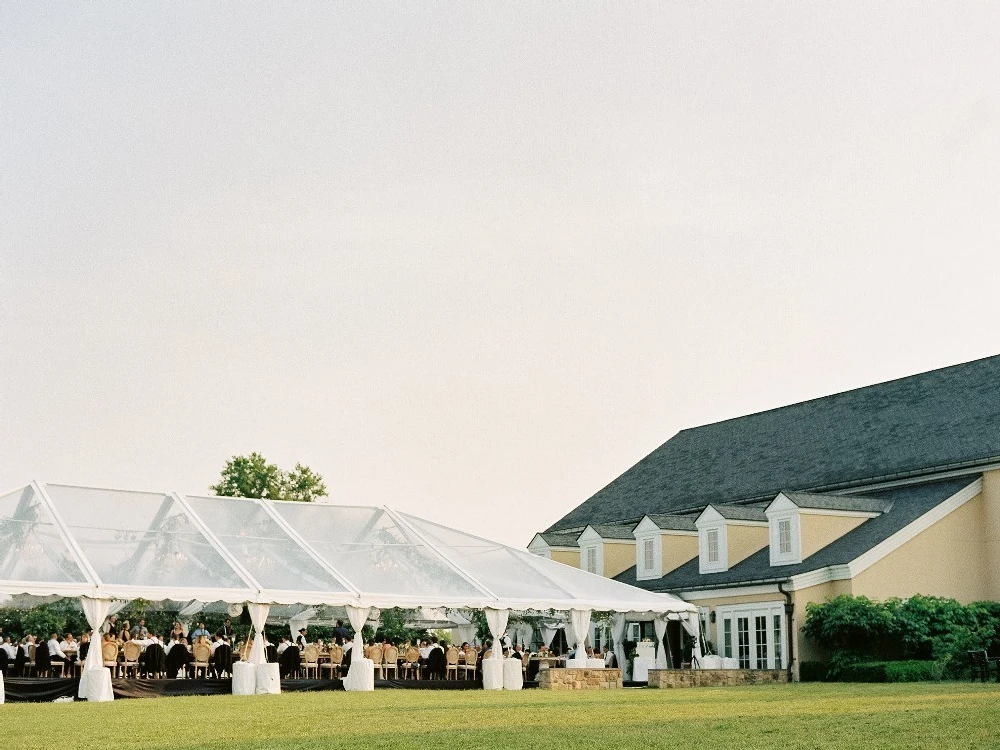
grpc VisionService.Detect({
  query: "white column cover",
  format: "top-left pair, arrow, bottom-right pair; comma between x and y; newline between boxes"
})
541,623 -> 559,648
567,608 -> 591,667
0,668 -> 4,704
683,611 -> 703,664
611,613 -> 627,675
484,607 -> 509,660
247,603 -> 270,665
78,597 -> 114,702
344,604 -> 374,691
654,617 -> 669,669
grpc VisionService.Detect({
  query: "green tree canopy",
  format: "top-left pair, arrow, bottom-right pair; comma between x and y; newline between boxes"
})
210,452 -> 328,502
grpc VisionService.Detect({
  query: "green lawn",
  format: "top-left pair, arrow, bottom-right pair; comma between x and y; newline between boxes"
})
4,683 -> 999,750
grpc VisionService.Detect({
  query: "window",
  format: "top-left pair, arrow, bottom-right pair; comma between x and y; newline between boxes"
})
723,619 -> 733,658
755,616 -> 768,669
707,529 -> 719,563
773,614 -> 783,670
643,538 -> 655,572
627,623 -> 641,642
778,519 -> 792,555
585,547 -> 598,574
737,617 -> 750,669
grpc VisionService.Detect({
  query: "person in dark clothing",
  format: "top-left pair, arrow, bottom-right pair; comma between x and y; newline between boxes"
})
333,620 -> 350,646
278,645 -> 300,678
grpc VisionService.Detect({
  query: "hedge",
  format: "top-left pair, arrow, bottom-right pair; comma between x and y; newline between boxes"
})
836,660 -> 942,683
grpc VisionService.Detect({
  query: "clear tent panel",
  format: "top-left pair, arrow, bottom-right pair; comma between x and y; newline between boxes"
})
272,503 -> 485,599
186,494 -> 351,594
397,512 -> 577,600
0,485 -> 89,585
43,485 -> 248,590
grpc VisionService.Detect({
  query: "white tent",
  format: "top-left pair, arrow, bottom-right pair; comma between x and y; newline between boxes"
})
0,482 -> 698,696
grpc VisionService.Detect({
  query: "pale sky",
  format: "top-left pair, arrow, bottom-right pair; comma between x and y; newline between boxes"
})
2,3 -> 999,549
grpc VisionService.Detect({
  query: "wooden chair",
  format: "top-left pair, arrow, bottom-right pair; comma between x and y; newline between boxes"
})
102,642 -> 119,678
482,649 -> 492,661
969,650 -> 991,682
522,651 -> 531,679
462,648 -> 478,680
401,646 -> 421,680
383,645 -> 399,679
301,645 -> 320,679
369,644 -> 384,679
444,646 -> 460,680
320,645 -> 344,679
191,642 -> 212,679
122,641 -> 141,678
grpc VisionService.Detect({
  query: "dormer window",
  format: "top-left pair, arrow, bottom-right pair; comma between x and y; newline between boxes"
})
643,538 -> 655,571
767,511 -> 801,565
585,546 -> 598,574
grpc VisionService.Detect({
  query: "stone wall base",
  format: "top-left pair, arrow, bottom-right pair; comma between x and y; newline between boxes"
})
647,669 -> 788,688
536,668 -> 623,690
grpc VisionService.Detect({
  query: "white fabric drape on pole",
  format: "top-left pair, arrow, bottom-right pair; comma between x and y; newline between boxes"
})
654,617 -> 669,669
177,600 -> 203,637
566,608 -> 591,667
683,611 -> 703,664
344,605 -> 374,691
484,608 -> 509,659
517,622 -> 534,648
78,597 -> 114,701
453,624 -> 475,646
247,603 -> 269,665
611,613 -> 627,676
288,608 -> 316,639
541,623 -> 559,648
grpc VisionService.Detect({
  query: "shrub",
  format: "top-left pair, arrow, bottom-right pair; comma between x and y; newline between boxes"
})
798,661 -> 828,682
884,660 -> 942,682
837,661 -> 888,682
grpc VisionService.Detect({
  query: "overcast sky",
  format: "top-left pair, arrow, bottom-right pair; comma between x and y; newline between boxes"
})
2,3 -> 999,548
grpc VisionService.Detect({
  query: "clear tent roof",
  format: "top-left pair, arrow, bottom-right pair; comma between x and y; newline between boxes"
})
0,482 -> 694,616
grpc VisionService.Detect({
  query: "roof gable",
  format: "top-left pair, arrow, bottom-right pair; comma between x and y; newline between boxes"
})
548,354 -> 1000,531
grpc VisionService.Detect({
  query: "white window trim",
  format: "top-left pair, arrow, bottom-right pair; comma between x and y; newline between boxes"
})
698,523 -> 728,573
581,544 -> 602,575
635,533 -> 662,580
768,511 -> 801,566
714,601 -> 786,670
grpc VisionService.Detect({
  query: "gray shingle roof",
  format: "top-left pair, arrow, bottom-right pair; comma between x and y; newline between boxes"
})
614,477 -> 974,591
706,504 -> 769,522
641,514 -> 699,532
780,491 -> 892,514
586,523 -> 637,541
537,532 -> 580,548
547,354 -> 1000,532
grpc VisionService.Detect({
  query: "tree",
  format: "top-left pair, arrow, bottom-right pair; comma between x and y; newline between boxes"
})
282,463 -> 328,503
210,453 -> 327,502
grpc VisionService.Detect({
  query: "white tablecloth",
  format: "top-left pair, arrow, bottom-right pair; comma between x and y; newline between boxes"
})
632,656 -> 654,682
482,658 -> 504,690
586,658 -> 606,669
255,662 -> 281,694
344,658 -> 375,691
79,669 -> 114,701
503,658 -> 523,690
698,655 -> 723,669
722,657 -> 739,669
232,661 -> 256,695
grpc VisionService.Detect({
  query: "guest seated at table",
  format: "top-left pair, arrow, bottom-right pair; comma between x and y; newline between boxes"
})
1,636 -> 17,664
278,644 -> 300,678
190,622 -> 211,640
276,635 -> 291,655
165,638 -> 192,677
79,632 -> 91,662
47,632 -> 68,674
131,619 -> 149,639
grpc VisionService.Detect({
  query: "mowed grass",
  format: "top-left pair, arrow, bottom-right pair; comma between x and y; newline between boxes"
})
4,682 -> 1000,750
